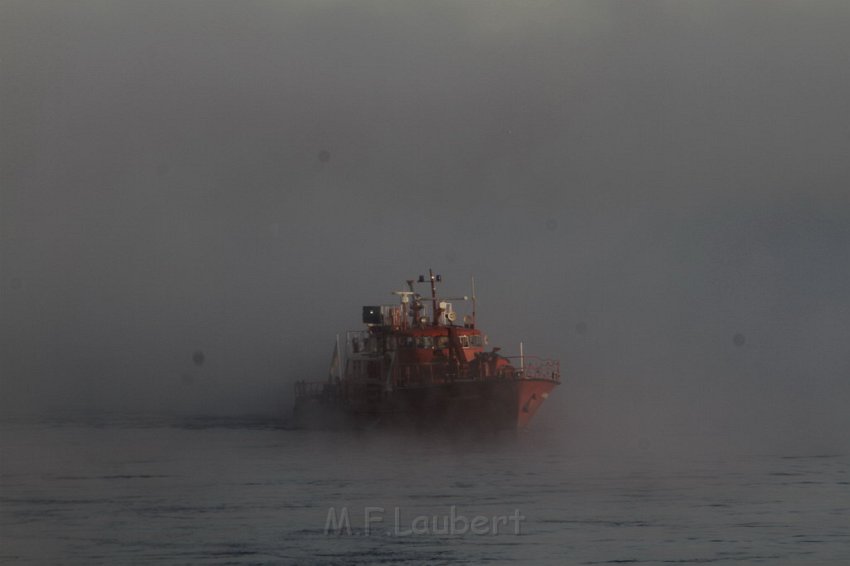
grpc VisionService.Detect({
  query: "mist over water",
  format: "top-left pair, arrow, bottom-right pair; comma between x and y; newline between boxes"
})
1,2 -> 850,563
3,0 -> 848,455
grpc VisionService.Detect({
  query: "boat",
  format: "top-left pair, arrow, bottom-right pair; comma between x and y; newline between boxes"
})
293,270 -> 560,430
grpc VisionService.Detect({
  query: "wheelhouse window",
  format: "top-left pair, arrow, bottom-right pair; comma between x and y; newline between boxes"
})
459,335 -> 470,348
435,336 -> 449,349
469,335 -> 483,347
415,336 -> 433,349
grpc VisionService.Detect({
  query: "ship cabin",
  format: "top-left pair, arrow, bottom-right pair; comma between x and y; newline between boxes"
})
355,301 -> 486,365
391,326 -> 485,364
330,271 -> 554,388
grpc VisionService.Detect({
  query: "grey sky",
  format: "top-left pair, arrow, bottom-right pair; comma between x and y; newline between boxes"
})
2,1 -> 849,450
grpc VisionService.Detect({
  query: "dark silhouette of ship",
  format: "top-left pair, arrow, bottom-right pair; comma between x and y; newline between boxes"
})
293,270 -> 559,430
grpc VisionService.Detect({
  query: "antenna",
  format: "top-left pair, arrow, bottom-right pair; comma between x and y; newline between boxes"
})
471,276 -> 476,328
429,268 -> 439,326
520,341 -> 524,374
337,334 -> 343,381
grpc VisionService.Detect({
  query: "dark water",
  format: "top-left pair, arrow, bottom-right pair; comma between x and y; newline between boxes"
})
1,416 -> 848,565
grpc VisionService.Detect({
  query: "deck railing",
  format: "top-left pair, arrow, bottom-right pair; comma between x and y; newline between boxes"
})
502,356 -> 561,381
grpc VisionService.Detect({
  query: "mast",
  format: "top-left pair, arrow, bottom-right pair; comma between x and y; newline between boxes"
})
337,333 -> 343,381
429,268 -> 439,326
520,341 -> 525,374
471,276 -> 476,329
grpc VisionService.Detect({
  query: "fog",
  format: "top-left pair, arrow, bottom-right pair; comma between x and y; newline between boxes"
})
2,1 -> 849,453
